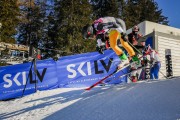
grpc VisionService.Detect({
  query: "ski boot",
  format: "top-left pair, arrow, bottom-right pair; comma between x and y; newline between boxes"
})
118,53 -> 129,69
131,55 -> 141,69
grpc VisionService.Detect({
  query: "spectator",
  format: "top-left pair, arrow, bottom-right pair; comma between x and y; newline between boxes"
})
144,45 -> 161,79
128,25 -> 145,82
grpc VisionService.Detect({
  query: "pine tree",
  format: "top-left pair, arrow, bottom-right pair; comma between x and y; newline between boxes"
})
91,0 -> 119,18
17,0 -> 35,45
54,0 -> 95,55
124,0 -> 168,29
41,10 -> 58,59
17,0 -> 58,58
118,0 -> 126,19
0,0 -> 20,43
17,0 -> 49,55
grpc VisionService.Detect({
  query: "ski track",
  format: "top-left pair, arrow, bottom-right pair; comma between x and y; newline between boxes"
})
0,78 -> 180,120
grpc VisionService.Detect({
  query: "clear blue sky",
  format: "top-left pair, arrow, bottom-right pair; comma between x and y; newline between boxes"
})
155,0 -> 180,29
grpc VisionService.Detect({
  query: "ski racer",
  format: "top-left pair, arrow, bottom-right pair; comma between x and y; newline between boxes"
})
128,25 -> 145,82
144,45 -> 161,79
128,25 -> 145,49
82,17 -> 140,69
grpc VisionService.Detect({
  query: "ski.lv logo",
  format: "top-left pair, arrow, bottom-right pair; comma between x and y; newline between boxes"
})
3,68 -> 47,88
67,58 -> 113,78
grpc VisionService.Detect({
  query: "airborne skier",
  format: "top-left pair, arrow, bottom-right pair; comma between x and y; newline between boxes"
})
82,17 -> 140,69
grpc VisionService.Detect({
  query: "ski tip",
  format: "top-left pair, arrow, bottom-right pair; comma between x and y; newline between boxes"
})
85,88 -> 91,91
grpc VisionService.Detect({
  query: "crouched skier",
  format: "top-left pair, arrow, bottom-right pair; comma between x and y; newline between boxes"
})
82,17 -> 141,70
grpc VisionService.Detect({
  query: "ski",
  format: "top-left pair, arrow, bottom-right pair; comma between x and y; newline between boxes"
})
85,52 -> 152,91
118,65 -> 148,79
85,68 -> 118,90
85,62 -> 134,91
104,63 -> 149,83
100,64 -> 153,87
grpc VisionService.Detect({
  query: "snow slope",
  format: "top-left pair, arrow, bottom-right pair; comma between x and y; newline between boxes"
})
0,78 -> 180,120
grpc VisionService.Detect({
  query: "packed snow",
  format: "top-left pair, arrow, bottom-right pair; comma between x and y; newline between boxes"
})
0,78 -> 180,120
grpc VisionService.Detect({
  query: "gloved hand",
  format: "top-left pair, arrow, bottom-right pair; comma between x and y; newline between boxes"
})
96,46 -> 106,54
121,33 -> 128,42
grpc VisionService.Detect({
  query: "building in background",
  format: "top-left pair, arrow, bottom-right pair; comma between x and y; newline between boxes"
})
0,42 -> 29,65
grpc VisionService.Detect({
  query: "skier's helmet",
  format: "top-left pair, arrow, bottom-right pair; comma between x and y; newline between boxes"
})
93,18 -> 103,30
144,45 -> 152,54
94,18 -> 103,24
132,25 -> 139,32
82,24 -> 94,39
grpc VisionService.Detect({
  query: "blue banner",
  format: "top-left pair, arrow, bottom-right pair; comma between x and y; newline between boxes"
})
0,50 -> 128,100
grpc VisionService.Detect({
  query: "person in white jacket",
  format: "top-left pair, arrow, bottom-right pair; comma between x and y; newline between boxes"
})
144,45 -> 161,79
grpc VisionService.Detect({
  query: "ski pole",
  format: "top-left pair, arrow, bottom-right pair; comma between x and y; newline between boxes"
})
105,55 -> 132,81
159,70 -> 168,79
22,58 -> 35,97
126,40 -> 143,55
